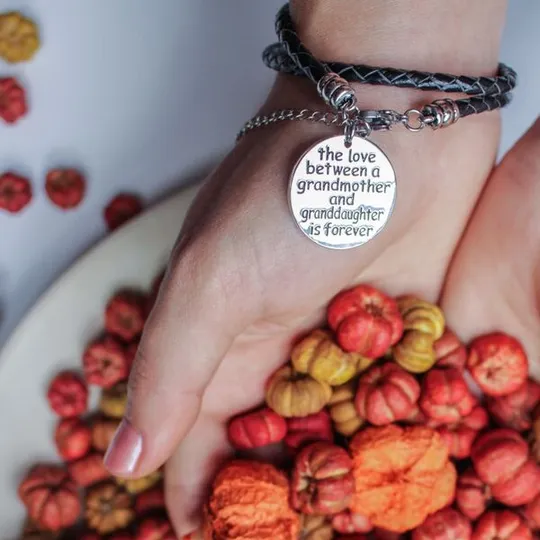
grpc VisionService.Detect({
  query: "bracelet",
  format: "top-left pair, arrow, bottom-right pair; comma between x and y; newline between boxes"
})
264,3 -> 517,118
236,3 -> 517,252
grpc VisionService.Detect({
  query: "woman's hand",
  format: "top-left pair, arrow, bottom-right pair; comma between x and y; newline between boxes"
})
103,73 -> 501,534
442,117 -> 540,373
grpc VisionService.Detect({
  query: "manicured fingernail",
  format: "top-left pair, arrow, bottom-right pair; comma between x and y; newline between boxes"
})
104,418 -> 143,475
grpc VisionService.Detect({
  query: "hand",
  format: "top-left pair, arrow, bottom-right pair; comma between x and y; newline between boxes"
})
103,73 -> 501,535
442,117 -> 540,375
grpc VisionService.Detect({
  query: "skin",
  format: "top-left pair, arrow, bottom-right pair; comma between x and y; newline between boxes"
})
101,0 -> 540,534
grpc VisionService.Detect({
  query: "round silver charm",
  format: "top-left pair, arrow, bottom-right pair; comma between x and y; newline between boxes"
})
289,135 -> 396,250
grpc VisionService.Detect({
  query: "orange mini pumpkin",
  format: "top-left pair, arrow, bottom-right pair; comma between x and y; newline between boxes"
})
349,425 -> 456,533
205,460 -> 299,539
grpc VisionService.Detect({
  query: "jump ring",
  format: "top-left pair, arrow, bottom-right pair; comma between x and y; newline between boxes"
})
402,109 -> 426,132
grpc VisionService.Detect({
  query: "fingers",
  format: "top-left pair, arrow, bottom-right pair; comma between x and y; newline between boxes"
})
104,245 -> 254,478
165,414 -> 229,536
442,116 -> 540,364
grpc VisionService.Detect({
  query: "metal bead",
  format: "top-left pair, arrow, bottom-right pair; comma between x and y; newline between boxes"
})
317,73 -> 357,112
423,99 -> 460,130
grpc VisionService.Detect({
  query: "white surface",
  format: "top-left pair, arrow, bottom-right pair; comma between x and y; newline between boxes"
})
0,0 -> 540,347
0,185 -> 198,537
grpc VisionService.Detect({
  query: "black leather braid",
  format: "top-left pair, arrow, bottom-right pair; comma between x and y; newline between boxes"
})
264,43 -> 517,97
265,3 -> 516,119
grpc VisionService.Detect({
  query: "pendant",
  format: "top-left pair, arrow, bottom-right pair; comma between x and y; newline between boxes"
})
289,135 -> 396,250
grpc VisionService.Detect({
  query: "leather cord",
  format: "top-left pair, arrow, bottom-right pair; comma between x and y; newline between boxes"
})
264,3 -> 516,118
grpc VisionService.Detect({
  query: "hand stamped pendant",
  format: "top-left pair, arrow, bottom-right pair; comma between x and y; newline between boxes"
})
289,135 -> 396,250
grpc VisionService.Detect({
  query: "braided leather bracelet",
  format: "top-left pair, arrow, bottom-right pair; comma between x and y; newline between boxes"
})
237,3 -> 517,252
263,4 -> 515,120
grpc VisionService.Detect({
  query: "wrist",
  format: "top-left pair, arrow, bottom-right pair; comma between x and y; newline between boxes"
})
290,0 -> 507,76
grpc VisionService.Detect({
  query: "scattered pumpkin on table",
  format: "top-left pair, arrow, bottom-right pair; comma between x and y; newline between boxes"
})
16,282 -> 540,538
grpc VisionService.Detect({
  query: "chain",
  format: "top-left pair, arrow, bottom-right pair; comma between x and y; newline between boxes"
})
236,103 -> 457,142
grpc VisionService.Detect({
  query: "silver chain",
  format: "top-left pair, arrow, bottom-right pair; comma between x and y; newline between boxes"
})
237,74 -> 460,142
236,103 -> 458,142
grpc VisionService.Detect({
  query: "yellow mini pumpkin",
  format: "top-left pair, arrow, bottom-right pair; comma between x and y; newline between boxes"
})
115,469 -> 161,494
265,365 -> 332,418
328,379 -> 364,436
0,12 -> 40,63
397,296 -> 445,340
99,382 -> 128,419
393,330 -> 436,373
291,329 -> 371,386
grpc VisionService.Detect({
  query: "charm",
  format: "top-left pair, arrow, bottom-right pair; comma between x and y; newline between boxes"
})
289,135 -> 396,250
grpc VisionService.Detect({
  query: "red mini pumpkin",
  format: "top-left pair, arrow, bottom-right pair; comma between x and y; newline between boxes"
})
227,407 -> 287,450
285,410 -> 333,452
354,362 -> 420,425
487,379 -> 540,431
327,285 -> 403,357
54,417 -> 92,461
411,508 -> 472,540
467,332 -> 528,396
291,442 -> 354,515
419,367 -> 476,423
456,468 -> 491,521
18,465 -> 81,531
472,510 -> 531,540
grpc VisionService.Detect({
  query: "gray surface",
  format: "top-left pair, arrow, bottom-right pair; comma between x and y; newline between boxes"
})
1,0 -> 539,347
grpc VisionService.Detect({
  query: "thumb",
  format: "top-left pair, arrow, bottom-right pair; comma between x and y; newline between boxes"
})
104,249 -> 251,477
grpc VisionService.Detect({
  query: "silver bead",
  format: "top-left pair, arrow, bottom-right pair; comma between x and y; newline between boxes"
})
317,73 -> 357,112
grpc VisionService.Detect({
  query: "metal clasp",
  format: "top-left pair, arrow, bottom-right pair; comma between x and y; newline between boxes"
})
359,110 -> 393,131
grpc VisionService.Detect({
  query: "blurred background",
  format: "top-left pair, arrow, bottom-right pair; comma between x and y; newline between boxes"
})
0,0 -> 539,347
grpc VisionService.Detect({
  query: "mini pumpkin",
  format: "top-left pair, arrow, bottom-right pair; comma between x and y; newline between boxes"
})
299,514 -> 333,540
205,460 -> 299,539
411,508 -> 472,540
467,332 -> 528,396
487,379 -> 540,431
135,516 -> 177,540
419,368 -> 476,423
116,469 -> 162,494
332,511 -> 372,534
350,425 -> 456,533
354,362 -> 420,425
99,382 -> 128,418
85,482 -> 135,534
91,416 -> 121,452
0,11 -> 40,63
54,417 -> 92,461
436,405 -> 488,459
327,284 -> 403,357
393,330 -> 436,373
396,295 -> 445,340
227,407 -> 287,449
18,465 -> 81,531
285,410 -> 333,452
328,380 -> 364,436
68,452 -> 111,487
291,329 -> 372,386
471,429 -> 529,485
455,468 -> 491,521
291,442 -> 354,515
83,336 -> 129,388
105,290 -> 147,342
472,510 -> 532,540
265,365 -> 332,418
434,328 -> 467,369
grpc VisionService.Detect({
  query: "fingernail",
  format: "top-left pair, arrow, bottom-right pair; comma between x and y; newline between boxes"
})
104,418 -> 143,475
